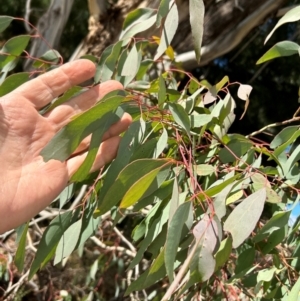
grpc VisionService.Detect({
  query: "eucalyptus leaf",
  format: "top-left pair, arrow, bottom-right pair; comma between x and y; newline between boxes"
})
224,188 -> 267,248
189,0 -> 205,63
257,41 -> 299,64
154,2 -> 178,60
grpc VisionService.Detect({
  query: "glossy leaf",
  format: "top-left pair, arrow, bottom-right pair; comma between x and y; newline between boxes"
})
29,211 -> 74,279
71,108 -> 123,182
123,8 -> 155,31
33,49 -> 62,68
0,72 -> 29,96
45,86 -> 83,113
154,3 -> 178,60
167,102 -> 191,135
215,237 -> 232,271
99,121 -> 143,200
270,126 -> 299,149
253,211 -> 291,243
224,188 -> 267,248
54,219 -> 82,265
40,92 -> 124,162
219,139 -> 252,163
288,275 -> 300,301
156,0 -> 170,27
214,183 -> 235,219
190,114 -> 212,128
0,16 -> 13,33
165,201 -> 192,281
98,159 -> 172,214
158,74 -> 166,107
189,0 -> 205,63
15,222 -> 29,272
265,6 -> 300,43
120,164 -> 171,208
121,44 -> 139,77
120,15 -> 156,41
0,35 -> 30,68
257,41 -> 299,64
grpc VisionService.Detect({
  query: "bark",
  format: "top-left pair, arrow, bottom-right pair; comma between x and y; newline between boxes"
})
24,0 -> 74,71
71,0 -> 289,70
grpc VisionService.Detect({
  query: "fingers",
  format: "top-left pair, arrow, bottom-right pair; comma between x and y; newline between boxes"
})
67,136 -> 121,178
45,80 -> 124,130
72,113 -> 132,155
12,59 -> 96,109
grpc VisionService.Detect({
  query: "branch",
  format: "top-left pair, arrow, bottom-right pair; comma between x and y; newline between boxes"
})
246,117 -> 300,138
175,0 -> 288,70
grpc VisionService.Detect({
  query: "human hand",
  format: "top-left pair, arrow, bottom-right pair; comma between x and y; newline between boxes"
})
0,59 -> 132,233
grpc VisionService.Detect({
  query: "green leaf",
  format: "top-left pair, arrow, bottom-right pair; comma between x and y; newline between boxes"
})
32,49 -> 62,68
99,121 -> 143,201
158,74 -> 166,107
156,0 -> 170,27
194,164 -> 215,176
0,35 -> 31,68
54,219 -> 82,265
288,271 -> 300,301
0,16 -> 13,33
29,211 -> 74,279
154,3 -> 179,60
253,211 -> 291,243
0,72 -> 29,96
257,227 -> 287,255
265,6 -> 300,43
95,40 -> 123,82
189,0 -> 205,63
121,44 -> 139,77
201,173 -> 240,199
224,188 -> 267,248
14,222 -> 29,272
120,164 -> 171,208
215,237 -> 232,271
190,215 -> 218,281
122,8 -> 155,32
44,86 -> 84,113
190,114 -> 212,128
235,247 -> 255,274
57,184 -> 74,209
257,41 -> 299,64
71,108 -> 123,182
98,159 -> 172,214
270,126 -> 299,149
165,201 -> 192,282
40,92 -> 124,162
167,102 -> 191,135
219,139 -> 252,163
257,267 -> 276,283
214,183 -> 235,219
120,15 -> 156,41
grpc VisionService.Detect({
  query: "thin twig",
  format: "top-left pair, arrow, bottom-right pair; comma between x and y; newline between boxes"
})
70,184 -> 88,210
246,117 -> 300,138
90,236 -> 136,258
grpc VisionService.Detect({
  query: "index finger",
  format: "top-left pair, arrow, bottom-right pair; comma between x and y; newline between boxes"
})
11,59 -> 96,109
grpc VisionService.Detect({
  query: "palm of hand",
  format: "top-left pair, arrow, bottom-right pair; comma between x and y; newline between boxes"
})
0,60 -> 131,233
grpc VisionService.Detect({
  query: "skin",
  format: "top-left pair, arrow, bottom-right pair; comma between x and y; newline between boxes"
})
0,59 -> 132,234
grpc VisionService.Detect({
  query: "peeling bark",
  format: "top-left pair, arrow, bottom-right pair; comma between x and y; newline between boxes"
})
71,0 -> 289,69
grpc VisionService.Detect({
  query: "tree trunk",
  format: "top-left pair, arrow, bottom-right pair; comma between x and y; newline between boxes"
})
71,0 -> 289,70
24,0 -> 74,71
